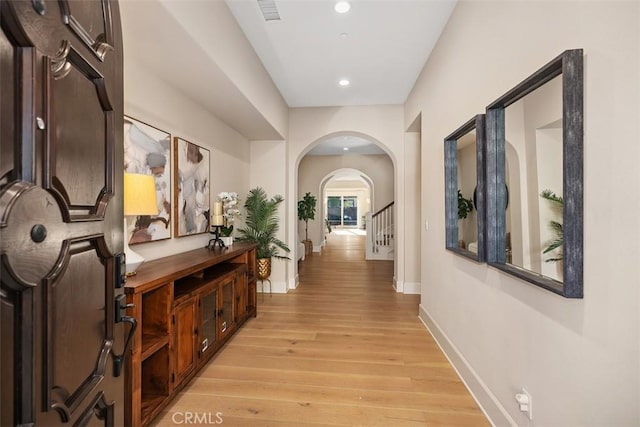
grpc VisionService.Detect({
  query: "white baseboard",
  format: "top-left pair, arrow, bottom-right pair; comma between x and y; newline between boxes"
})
393,278 -> 401,292
403,281 -> 421,294
367,252 -> 393,261
418,304 -> 516,427
257,280 -> 288,294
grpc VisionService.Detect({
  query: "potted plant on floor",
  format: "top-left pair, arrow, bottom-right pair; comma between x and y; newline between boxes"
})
297,192 -> 317,256
236,187 -> 290,281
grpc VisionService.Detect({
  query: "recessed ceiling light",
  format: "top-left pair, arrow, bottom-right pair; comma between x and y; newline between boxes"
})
339,32 -> 349,40
343,147 -> 349,151
338,79 -> 350,87
334,1 -> 351,14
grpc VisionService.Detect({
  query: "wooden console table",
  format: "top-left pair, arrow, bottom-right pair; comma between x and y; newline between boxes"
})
124,243 -> 257,426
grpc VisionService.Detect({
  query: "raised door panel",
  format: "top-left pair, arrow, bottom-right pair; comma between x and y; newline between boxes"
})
45,43 -> 113,220
198,284 -> 218,362
219,278 -> 235,338
0,184 -> 122,426
247,279 -> 257,318
234,271 -> 247,322
173,297 -> 196,386
0,28 -> 17,187
45,238 -> 115,423
247,249 -> 257,317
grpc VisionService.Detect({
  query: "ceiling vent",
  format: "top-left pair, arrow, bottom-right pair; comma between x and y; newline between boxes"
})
257,0 -> 281,21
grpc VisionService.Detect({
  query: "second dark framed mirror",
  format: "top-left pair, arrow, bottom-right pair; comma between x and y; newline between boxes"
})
445,114 -> 486,262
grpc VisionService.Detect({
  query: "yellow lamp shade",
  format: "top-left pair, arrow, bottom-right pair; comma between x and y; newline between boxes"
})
124,173 -> 159,216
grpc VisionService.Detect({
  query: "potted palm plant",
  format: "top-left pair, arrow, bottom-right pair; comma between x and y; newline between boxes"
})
236,187 -> 290,280
297,192 -> 316,256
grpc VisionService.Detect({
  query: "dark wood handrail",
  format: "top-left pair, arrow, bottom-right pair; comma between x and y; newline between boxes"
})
372,201 -> 394,218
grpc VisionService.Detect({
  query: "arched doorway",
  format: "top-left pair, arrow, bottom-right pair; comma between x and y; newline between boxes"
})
293,132 -> 396,285
319,168 -> 375,244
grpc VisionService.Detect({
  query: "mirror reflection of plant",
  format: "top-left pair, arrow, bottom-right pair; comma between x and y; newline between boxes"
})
540,189 -> 563,262
457,189 -> 473,219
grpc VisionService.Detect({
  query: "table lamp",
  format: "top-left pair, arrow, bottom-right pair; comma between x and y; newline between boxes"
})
124,173 -> 158,276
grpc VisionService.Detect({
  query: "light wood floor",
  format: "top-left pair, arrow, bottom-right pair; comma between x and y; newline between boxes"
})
152,233 -> 489,426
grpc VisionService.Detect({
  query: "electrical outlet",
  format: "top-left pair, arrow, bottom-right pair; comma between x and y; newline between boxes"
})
515,388 -> 532,420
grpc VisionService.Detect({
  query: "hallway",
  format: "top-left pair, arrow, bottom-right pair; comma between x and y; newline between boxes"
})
153,234 -> 488,426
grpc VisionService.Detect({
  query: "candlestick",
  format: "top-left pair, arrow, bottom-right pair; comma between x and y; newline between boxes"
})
207,225 -> 226,250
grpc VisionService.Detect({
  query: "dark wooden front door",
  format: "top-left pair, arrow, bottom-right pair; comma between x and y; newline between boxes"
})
0,0 -> 125,425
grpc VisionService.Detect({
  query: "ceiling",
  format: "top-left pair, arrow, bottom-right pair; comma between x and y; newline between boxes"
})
226,0 -> 456,156
226,0 -> 457,108
121,1 -> 456,154
306,135 -> 386,155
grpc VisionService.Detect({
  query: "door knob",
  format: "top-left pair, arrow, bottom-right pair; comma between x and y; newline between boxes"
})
30,224 -> 47,243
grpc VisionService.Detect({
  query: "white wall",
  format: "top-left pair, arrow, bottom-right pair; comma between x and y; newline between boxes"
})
407,1 -> 639,426
298,154 -> 394,248
287,106 -> 414,292
158,0 -> 289,140
120,0 -> 287,265
124,61 -> 250,262
249,140 -> 289,293
404,132 -> 421,293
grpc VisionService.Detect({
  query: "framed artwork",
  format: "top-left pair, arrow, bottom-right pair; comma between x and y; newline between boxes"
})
173,137 -> 210,237
124,116 -> 172,244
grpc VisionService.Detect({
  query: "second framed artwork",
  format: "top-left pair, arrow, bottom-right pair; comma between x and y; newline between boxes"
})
173,137 -> 211,237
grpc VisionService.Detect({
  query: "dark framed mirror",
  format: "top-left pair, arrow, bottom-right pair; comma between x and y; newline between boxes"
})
445,114 -> 486,262
486,49 -> 583,298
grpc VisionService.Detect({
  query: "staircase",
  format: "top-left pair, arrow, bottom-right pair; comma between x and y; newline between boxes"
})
365,202 -> 394,260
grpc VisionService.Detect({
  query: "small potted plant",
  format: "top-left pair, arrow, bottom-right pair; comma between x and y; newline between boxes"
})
297,192 -> 317,256
217,191 -> 241,246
